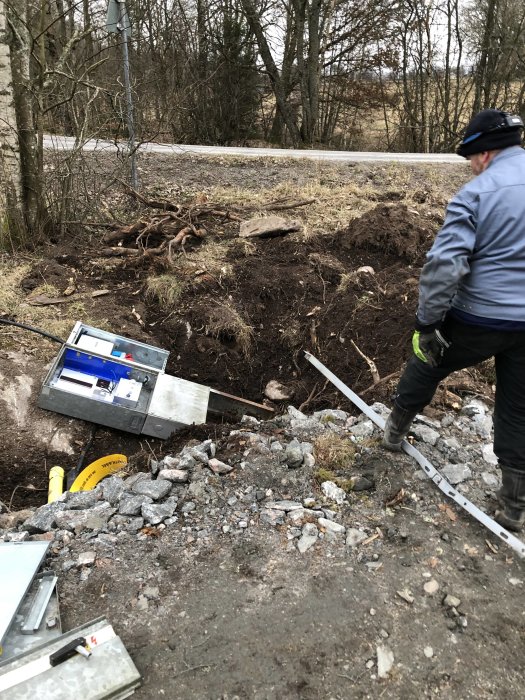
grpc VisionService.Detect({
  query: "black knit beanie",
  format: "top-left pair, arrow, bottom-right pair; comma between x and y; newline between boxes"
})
456,109 -> 523,157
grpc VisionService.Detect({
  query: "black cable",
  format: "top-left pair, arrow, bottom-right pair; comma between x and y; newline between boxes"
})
67,423 -> 98,489
0,317 -> 65,345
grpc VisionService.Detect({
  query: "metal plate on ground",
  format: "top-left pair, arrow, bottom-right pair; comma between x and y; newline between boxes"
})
0,617 -> 141,699
1,583 -> 61,662
0,542 -> 50,651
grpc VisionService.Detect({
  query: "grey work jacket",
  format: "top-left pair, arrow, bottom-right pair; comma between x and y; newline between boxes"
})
418,146 -> 525,326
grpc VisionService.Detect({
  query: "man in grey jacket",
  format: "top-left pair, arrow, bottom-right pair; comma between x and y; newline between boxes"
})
382,108 -> 525,532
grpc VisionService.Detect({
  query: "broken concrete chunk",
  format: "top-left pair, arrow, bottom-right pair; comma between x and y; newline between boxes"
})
461,399 -> 488,417
321,481 -> 346,505
287,406 -> 308,421
112,514 -> 143,532
119,494 -> 153,516
285,440 -> 304,469
158,468 -> 189,483
264,380 -> 294,401
313,409 -> 349,424
142,497 -> 178,525
208,458 -> 233,475
54,503 -> 116,532
396,589 -> 414,604
77,551 -> 96,567
350,420 -> 375,438
482,444 -> 498,466
239,216 -> 301,239
318,517 -> 346,535
302,453 -> 316,468
260,508 -> 285,526
286,508 -> 319,524
297,522 -> 318,553
187,481 -> 206,501
143,585 -> 160,600
65,488 -> 101,510
265,500 -> 303,511
412,424 -> 440,445
23,502 -> 67,534
377,645 -> 394,678
443,594 -> 461,608
124,472 -> 150,488
162,455 -> 180,469
176,454 -> 197,470
101,476 -> 127,505
440,463 -> 472,485
481,471 -> 499,488
132,478 -> 172,500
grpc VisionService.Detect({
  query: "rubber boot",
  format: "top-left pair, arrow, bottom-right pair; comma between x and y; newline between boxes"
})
382,404 -> 417,452
494,466 -> 525,532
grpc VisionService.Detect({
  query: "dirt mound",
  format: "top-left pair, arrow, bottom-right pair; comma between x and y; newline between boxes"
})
338,203 -> 433,264
151,208 -> 427,410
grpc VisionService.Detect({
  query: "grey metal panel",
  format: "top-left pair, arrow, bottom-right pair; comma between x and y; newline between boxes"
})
0,618 -> 141,699
38,387 -> 147,434
0,543 -> 50,649
21,573 -> 57,634
142,374 -> 209,439
1,588 -> 61,661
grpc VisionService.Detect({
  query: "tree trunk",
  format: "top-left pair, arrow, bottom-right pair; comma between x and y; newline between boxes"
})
7,0 -> 42,232
472,0 -> 497,113
240,0 -> 302,145
0,0 -> 25,244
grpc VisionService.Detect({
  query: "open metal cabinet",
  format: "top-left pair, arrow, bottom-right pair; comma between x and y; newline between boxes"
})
38,322 -> 208,438
38,322 -> 271,439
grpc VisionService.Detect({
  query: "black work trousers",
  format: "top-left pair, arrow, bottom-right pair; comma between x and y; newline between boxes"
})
394,316 -> 525,471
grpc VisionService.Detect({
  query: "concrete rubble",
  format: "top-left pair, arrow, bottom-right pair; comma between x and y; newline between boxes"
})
0,408 -> 488,589
0,398 -> 505,561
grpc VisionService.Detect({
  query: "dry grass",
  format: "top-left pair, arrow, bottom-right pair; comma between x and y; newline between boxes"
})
208,161 -> 469,240
0,259 -> 111,355
146,274 -> 185,308
337,273 -> 354,294
182,240 -> 234,277
204,300 -> 254,357
0,261 -> 32,315
211,179 -> 379,237
313,433 -> 357,470
280,318 -> 303,350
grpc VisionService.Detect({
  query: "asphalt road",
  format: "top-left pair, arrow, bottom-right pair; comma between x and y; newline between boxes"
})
43,135 -> 463,164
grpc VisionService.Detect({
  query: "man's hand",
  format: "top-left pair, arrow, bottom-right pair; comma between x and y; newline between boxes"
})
412,329 -> 450,367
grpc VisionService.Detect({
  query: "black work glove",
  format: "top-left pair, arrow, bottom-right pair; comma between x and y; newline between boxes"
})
412,328 -> 450,367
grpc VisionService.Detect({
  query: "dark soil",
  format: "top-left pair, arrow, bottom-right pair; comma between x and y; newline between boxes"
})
1,193 -> 491,512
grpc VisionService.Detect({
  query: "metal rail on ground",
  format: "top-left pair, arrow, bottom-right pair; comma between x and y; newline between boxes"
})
305,351 -> 525,559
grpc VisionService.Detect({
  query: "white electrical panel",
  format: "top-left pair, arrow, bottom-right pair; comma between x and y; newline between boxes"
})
113,379 -> 142,408
75,335 -> 114,356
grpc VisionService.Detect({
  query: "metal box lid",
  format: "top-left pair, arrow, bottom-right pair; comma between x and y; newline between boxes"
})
65,322 -> 169,372
147,374 -> 209,426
